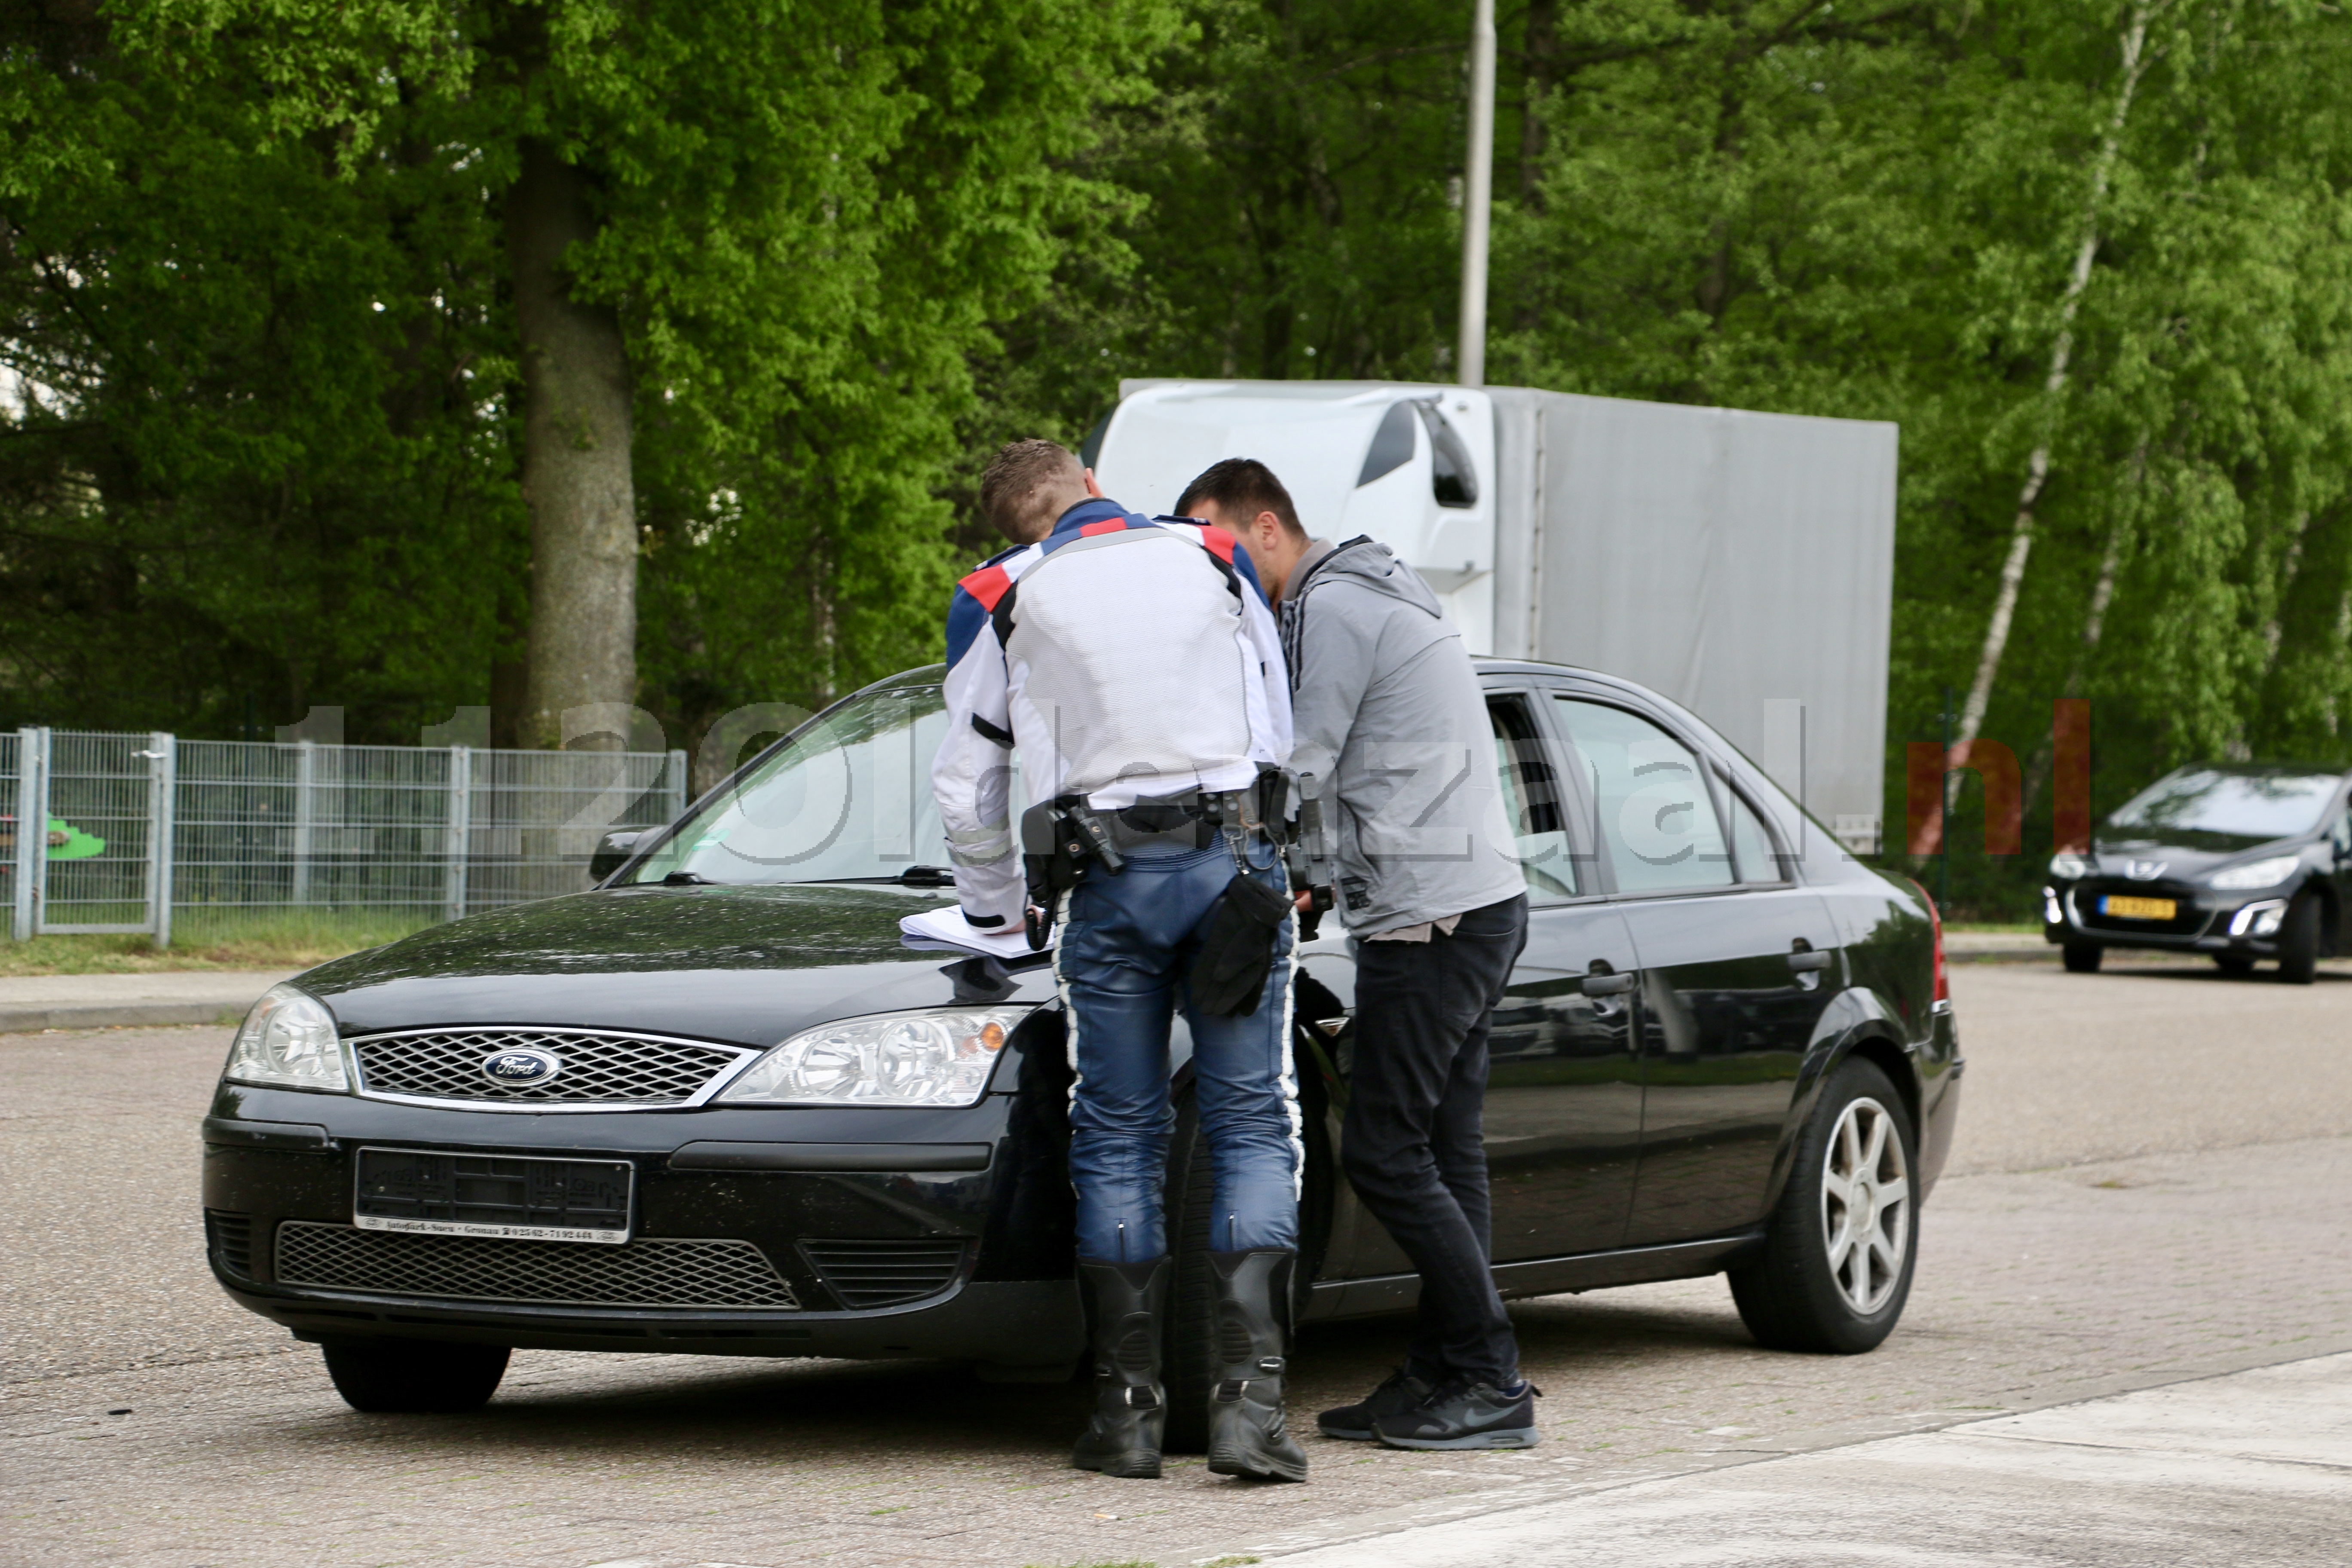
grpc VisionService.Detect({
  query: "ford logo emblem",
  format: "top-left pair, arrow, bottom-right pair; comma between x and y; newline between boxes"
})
481,1048 -> 562,1085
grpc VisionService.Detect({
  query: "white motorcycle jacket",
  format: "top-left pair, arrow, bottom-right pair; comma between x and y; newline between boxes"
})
931,497 -> 1293,932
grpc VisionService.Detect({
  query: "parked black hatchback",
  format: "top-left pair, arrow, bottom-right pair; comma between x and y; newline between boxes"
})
2043,763 -> 2352,982
203,661 -> 1962,1431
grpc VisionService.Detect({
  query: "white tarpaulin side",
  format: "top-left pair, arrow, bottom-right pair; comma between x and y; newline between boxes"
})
1490,388 -> 1896,839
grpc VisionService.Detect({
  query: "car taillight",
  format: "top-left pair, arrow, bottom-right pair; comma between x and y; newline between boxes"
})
1908,878 -> 1950,1004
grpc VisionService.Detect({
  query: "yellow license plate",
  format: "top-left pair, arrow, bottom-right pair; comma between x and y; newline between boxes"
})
2101,895 -> 2177,921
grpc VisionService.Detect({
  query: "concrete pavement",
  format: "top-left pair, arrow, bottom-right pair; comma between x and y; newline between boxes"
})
0,969 -> 291,1033
1265,1353 -> 2352,1566
2,962 -> 2348,1566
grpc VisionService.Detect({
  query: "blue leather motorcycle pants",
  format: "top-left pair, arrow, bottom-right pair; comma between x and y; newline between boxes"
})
1054,836 -> 1300,1263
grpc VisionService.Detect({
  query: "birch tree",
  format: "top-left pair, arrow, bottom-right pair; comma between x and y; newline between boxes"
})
1954,0 -> 2162,752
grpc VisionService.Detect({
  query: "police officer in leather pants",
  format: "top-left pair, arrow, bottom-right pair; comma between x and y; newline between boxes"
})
931,440 -> 1309,1482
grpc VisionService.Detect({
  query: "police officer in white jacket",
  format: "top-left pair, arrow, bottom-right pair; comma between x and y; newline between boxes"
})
931,440 -> 1308,1483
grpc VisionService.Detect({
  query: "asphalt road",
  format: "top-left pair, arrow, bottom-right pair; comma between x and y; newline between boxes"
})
3,954 -> 2349,1568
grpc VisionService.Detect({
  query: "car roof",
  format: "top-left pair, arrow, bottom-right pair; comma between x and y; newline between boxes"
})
2165,762 -> 2351,780
865,657 -> 1690,725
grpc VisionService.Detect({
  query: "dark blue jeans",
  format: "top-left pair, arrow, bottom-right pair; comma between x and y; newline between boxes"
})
1054,836 -> 1300,1262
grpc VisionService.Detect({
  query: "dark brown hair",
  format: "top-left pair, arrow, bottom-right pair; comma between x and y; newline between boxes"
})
979,438 -> 1086,542
1175,457 -> 1305,538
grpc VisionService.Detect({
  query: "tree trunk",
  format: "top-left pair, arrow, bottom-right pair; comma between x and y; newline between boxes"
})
1956,0 -> 2157,749
2022,490 -> 2132,818
506,137 -> 637,751
1517,0 -> 1558,207
2260,511 -> 2310,666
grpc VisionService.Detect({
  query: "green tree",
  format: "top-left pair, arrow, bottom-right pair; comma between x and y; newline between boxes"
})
1,0 -> 1174,747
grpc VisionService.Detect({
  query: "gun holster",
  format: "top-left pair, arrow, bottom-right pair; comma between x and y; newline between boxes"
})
1283,782 -> 1335,940
1020,795 -> 1127,949
1190,870 -> 1294,1016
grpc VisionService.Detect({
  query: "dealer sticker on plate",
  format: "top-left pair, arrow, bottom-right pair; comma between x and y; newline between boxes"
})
354,1147 -> 632,1244
2099,894 -> 2177,921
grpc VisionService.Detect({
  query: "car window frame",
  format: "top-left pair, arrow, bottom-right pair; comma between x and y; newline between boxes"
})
1484,684 -> 1602,906
1538,681 -> 1762,904
1715,761 -> 1799,888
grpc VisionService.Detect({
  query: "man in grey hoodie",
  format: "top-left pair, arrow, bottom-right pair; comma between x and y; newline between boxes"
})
1177,457 -> 1539,1452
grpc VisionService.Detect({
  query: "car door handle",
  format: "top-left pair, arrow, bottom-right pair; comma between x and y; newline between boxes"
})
1787,949 -> 1833,973
1581,971 -> 1635,996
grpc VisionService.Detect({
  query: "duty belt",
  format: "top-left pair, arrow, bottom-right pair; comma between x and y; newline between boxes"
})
1105,789 -> 1257,852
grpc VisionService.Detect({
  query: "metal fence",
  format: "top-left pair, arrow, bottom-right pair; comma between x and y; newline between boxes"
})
6,729 -> 688,946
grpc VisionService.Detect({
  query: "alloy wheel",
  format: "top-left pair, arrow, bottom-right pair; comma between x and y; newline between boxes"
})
1819,1095 -> 1910,1315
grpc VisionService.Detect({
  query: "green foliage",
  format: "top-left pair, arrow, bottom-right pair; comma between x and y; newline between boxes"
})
0,0 -> 1176,744
989,0 -> 2352,918
8,0 -> 2352,925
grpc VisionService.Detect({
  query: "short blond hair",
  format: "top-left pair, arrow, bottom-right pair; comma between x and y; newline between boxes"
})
980,439 -> 1086,542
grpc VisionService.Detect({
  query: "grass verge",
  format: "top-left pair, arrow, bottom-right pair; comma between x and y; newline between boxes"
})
0,913 -> 429,976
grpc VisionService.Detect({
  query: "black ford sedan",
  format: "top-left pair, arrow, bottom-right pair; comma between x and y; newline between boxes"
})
2043,762 -> 2352,982
203,661 -> 1962,1433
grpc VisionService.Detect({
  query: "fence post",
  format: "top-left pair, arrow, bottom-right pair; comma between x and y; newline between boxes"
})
10,727 -> 44,941
291,739 -> 316,908
667,748 -> 689,821
445,744 -> 472,922
149,732 -> 176,949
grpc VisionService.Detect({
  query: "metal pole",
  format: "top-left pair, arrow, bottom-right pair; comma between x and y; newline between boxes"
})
291,739 -> 316,909
667,748 -> 689,821
445,745 -> 471,923
1456,0 -> 1498,387
11,728 -> 43,941
150,733 -> 176,949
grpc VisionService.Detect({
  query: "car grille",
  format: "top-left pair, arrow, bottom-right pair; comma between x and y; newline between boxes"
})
2073,882 -> 2210,937
799,1239 -> 968,1308
275,1222 -> 800,1309
350,1028 -> 757,1106
205,1210 -> 255,1278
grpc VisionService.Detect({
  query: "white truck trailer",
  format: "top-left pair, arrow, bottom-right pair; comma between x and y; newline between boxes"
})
1088,379 -> 1896,849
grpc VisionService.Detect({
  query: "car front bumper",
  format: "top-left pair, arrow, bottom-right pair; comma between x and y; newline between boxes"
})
200,1082 -> 1083,1371
2042,880 -> 2291,955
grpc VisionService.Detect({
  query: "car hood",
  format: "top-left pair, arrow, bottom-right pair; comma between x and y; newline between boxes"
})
2088,836 -> 2305,880
292,883 -> 1057,1047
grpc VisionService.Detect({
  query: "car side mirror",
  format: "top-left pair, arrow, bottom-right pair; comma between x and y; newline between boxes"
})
588,830 -> 644,883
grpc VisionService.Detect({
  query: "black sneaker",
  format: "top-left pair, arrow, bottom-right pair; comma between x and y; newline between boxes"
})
1372,1378 -> 1540,1450
1317,1366 -> 1438,1442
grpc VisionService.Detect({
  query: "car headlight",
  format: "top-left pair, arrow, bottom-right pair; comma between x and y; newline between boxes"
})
2049,852 -> 2091,879
2210,854 -> 2300,891
223,983 -> 347,1092
718,1006 -> 1032,1108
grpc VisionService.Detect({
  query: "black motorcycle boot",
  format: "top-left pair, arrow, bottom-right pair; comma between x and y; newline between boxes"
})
1204,1249 -> 1310,1482
1070,1257 -> 1170,1479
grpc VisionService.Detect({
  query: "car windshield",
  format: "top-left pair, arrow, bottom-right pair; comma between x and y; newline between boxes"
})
2104,769 -> 2339,841
622,680 -> 993,885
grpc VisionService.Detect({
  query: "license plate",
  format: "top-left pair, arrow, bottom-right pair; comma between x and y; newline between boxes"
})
2100,894 -> 2177,921
354,1148 -> 633,1244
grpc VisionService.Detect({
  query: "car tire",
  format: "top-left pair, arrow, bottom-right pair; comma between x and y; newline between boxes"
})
1728,1058 -> 1918,1355
2213,954 -> 2257,977
2061,941 -> 2103,973
320,1337 -> 509,1414
2276,892 -> 2320,985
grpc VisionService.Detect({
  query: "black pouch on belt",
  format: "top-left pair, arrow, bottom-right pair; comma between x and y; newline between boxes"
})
1188,872 -> 1293,1016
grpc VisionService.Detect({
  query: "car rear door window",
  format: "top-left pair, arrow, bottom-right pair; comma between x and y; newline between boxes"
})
1489,694 -> 1577,902
1725,779 -> 1788,885
1553,698 -> 1733,895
